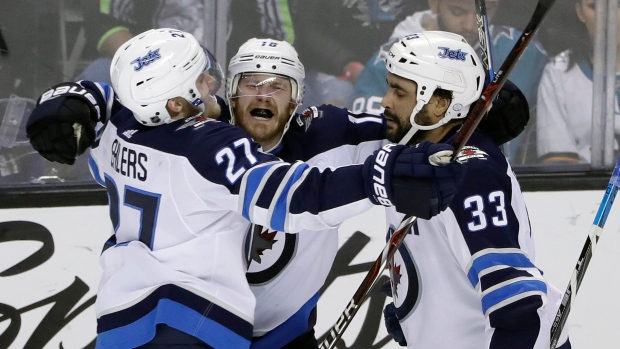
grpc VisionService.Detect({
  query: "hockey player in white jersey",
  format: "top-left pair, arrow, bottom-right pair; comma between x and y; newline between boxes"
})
376,31 -> 571,348
225,39 -> 391,349
24,29 -> 466,349
225,37 -> 534,348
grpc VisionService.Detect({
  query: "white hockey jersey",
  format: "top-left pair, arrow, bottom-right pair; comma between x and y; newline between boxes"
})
385,130 -> 570,349
246,105 -> 387,348
81,82 -> 375,349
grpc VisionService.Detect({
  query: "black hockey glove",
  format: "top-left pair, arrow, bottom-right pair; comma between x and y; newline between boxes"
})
478,79 -> 530,146
26,83 -> 98,165
363,142 -> 465,219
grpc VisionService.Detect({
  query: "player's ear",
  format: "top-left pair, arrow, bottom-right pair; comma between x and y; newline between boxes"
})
428,95 -> 450,117
166,98 -> 184,119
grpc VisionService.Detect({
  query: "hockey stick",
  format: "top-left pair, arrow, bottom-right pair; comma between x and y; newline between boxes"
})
548,157 -> 620,348
475,0 -> 495,85
319,1 -> 556,348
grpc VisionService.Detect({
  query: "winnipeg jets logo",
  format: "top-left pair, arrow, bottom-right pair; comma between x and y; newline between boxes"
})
296,106 -> 320,131
388,261 -> 402,297
248,225 -> 279,264
456,146 -> 489,162
245,224 -> 298,284
131,49 -> 161,71
438,47 -> 468,61
387,223 -> 422,319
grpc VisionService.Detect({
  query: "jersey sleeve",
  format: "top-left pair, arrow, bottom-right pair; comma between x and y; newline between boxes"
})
294,104 -> 386,164
446,143 -> 554,348
188,124 -> 375,235
239,160 -> 373,233
77,80 -> 123,125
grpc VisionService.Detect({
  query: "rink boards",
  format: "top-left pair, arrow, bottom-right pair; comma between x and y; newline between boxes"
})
0,190 -> 619,348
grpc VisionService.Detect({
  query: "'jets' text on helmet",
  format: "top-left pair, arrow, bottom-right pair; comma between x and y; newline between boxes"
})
110,28 -> 222,126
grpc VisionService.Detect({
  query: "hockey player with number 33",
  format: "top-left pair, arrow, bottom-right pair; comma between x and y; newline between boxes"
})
376,32 -> 572,349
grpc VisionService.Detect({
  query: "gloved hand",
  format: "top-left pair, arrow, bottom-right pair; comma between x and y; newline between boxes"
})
363,142 -> 465,219
26,83 -> 98,165
478,79 -> 530,146
380,281 -> 407,346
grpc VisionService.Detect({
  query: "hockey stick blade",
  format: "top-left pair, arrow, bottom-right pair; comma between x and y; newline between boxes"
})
548,157 -> 620,348
320,1 -> 557,348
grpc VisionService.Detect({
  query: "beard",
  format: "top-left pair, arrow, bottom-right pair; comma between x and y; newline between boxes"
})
384,105 -> 433,144
232,102 -> 289,149
384,109 -> 411,143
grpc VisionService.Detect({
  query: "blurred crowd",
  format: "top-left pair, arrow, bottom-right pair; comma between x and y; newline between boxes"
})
0,0 -> 617,185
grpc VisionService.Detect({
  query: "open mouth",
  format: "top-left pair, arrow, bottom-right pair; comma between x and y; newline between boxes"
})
250,108 -> 274,120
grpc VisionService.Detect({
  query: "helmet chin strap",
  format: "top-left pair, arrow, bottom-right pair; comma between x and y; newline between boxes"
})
398,125 -> 419,145
398,101 -> 424,145
263,102 -> 300,153
399,98 -> 453,145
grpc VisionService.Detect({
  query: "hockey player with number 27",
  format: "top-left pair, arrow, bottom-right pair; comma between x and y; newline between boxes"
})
376,32 -> 572,349
24,28 -> 465,349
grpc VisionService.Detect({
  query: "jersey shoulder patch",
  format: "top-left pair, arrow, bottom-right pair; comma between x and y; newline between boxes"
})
455,146 -> 489,163
294,106 -> 322,131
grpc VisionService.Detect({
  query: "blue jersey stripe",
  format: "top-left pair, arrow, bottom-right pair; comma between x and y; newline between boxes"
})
242,163 -> 278,220
96,299 -> 251,349
89,154 -> 104,186
250,292 -> 319,349
481,279 -> 547,314
97,284 -> 252,348
270,163 -> 309,231
467,252 -> 535,287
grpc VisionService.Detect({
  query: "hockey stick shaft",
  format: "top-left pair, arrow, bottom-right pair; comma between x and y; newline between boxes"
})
320,2 -> 557,348
548,157 -> 620,348
319,215 -> 416,349
452,0 -> 557,158
475,0 -> 494,83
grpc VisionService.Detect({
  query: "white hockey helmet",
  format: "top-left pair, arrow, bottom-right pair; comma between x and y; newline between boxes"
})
384,31 -> 484,142
226,38 -> 305,123
110,28 -> 223,126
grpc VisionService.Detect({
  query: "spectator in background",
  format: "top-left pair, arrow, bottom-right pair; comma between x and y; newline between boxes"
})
351,0 -> 547,162
536,0 -> 620,164
76,0 -> 208,85
227,0 -> 422,109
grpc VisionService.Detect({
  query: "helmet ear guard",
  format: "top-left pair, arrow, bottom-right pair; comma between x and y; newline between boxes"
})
110,28 -> 223,126
384,31 -> 485,143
